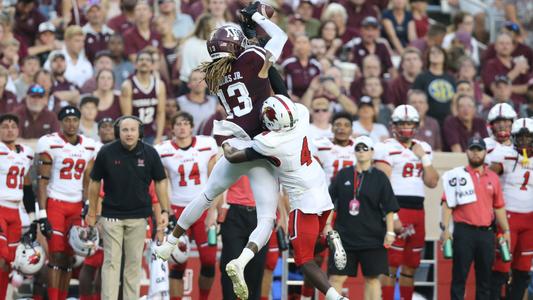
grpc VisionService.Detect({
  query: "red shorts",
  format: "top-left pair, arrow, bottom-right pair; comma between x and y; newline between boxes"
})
169,206 -> 217,272
83,248 -> 104,268
493,211 -> 533,272
388,208 -> 425,269
288,209 -> 331,266
265,228 -> 279,271
0,206 -> 21,262
47,198 -> 83,255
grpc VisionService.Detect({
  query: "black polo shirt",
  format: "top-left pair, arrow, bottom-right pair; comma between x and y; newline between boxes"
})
329,166 -> 399,251
90,140 -> 166,219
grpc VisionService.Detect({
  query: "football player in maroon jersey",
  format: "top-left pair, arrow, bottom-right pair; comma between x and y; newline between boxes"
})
155,2 -> 289,299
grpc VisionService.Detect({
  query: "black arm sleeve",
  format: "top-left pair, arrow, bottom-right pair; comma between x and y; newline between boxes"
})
23,185 -> 36,213
244,147 -> 268,161
268,67 -> 289,97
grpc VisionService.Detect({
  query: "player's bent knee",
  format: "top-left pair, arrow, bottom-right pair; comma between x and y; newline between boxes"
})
169,268 -> 185,279
200,265 -> 215,277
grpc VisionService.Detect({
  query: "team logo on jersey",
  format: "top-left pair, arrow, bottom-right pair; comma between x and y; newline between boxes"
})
137,159 -> 145,167
348,198 -> 360,216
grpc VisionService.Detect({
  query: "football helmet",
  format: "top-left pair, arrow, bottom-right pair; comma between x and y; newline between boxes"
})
488,103 -> 516,142
207,25 -> 248,60
12,238 -> 45,275
169,235 -> 190,264
69,226 -> 99,257
511,118 -> 533,157
391,105 -> 420,140
261,94 -> 298,132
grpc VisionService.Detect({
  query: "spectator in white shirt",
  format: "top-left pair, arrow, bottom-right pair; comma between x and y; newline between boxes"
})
178,14 -> 214,83
352,96 -> 389,143
309,97 -> 334,140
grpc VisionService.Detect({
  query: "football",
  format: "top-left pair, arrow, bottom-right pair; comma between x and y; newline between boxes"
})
257,2 -> 275,19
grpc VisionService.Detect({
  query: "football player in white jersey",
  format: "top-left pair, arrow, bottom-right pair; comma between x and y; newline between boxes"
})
373,105 -> 439,300
314,112 -> 356,183
484,103 -> 517,164
0,114 -> 36,299
36,106 -> 97,300
155,112 -> 219,300
222,95 -> 348,300
489,118 -> 533,300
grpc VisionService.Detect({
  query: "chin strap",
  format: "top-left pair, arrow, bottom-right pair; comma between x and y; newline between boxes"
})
522,148 -> 529,167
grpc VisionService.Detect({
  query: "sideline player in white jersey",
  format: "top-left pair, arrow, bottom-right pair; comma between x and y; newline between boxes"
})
314,112 -> 356,183
36,106 -> 97,300
484,103 -> 517,164
489,118 -> 533,300
222,95 -> 348,300
373,105 -> 439,300
0,114 -> 36,299
155,112 -> 219,300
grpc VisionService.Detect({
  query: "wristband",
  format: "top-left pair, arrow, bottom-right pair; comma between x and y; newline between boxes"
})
503,229 -> 510,233
386,231 -> 396,237
39,209 -> 47,219
393,213 -> 399,221
161,209 -> 169,215
421,155 -> 432,167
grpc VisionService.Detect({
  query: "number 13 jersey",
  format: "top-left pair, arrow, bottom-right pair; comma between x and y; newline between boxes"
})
0,142 -> 34,208
36,133 -> 97,202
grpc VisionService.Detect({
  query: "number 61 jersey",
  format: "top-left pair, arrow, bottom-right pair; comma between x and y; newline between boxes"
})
36,133 -> 97,203
0,142 -> 34,208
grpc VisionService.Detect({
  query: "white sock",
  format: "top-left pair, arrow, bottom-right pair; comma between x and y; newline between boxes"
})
325,287 -> 342,300
236,248 -> 255,267
167,234 -> 178,245
301,297 -> 312,300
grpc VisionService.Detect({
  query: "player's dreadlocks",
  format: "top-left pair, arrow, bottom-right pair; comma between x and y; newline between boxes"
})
199,56 -> 236,94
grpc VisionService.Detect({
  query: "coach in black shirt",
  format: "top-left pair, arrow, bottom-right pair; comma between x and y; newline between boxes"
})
85,115 -> 170,300
327,136 -> 399,299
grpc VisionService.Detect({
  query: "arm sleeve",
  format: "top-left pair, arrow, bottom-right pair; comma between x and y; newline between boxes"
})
90,150 -> 106,181
268,66 -> 289,97
150,148 -> 167,182
244,147 -> 268,161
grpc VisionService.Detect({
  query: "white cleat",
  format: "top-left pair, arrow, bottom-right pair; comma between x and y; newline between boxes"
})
226,259 -> 249,300
153,240 -> 176,261
327,230 -> 347,270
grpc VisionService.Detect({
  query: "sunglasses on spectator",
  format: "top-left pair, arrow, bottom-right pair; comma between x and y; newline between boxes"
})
355,145 -> 370,152
313,108 -> 329,113
30,86 -> 45,94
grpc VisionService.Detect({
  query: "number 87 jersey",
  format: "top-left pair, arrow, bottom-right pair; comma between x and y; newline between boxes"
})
36,133 -> 97,202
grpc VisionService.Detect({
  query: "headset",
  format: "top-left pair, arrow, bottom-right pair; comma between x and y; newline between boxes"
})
113,115 -> 144,139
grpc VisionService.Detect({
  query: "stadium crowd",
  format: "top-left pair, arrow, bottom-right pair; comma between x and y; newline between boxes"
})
0,0 -> 532,299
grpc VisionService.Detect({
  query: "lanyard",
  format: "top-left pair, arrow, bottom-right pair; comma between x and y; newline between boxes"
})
353,170 -> 363,199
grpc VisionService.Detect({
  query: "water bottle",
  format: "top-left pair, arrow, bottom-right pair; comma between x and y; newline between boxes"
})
276,227 -> 288,251
498,234 -> 511,262
207,225 -> 217,246
443,239 -> 453,259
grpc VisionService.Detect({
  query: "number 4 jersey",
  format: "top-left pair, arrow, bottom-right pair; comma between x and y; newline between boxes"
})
252,104 -> 333,214
155,136 -> 218,207
36,133 -> 97,202
0,142 -> 34,208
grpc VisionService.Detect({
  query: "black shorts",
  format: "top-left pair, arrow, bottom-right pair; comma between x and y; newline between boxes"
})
328,248 -> 388,277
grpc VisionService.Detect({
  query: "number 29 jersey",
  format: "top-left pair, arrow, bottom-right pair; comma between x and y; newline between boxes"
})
155,136 -> 218,207
36,133 -> 97,202
0,142 -> 34,208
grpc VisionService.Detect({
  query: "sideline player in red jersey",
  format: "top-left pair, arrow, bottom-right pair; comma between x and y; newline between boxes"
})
155,112 -> 219,300
155,2 -> 288,299
0,114 -> 36,299
36,106 -> 98,300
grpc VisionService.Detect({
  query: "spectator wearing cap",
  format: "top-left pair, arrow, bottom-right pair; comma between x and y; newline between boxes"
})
483,22 -> 533,68
123,1 -> 162,62
97,117 -> 115,144
362,77 -> 391,125
503,0 -> 533,48
28,22 -> 63,66
348,17 -> 395,78
519,79 -> 533,117
344,0 -> 380,30
320,3 -> 360,43
408,89 -> 442,151
83,1 -> 115,64
327,135 -> 399,298
49,52 -> 81,107
409,23 -> 447,55
0,66 -> 19,114
389,47 -> 423,106
79,95 -> 100,141
352,96 -> 389,143
381,0 -> 416,54
279,15 -> 307,62
157,0 -> 194,39
107,0 -> 136,34
442,12 -> 481,65
14,56 -> 41,101
44,26 -> 94,88
443,94 -> 489,152
14,84 -> 60,140
349,54 -> 391,104
309,97 -> 334,141
482,32 -> 531,107
440,137 -> 510,300
489,75 -> 515,110
296,0 -> 321,38
13,0 -> 46,50
93,69 -> 122,121
107,34 -> 135,89
80,51 -> 115,94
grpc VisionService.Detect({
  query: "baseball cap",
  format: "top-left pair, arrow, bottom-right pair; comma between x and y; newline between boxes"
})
467,137 -> 486,150
38,22 -> 56,34
362,16 -> 380,28
358,96 -> 374,108
58,106 -> 81,121
84,0 -> 102,14
354,135 -> 374,149
98,117 -> 114,129
289,14 -> 305,24
27,84 -> 46,97
504,21 -> 521,34
494,74 -> 511,85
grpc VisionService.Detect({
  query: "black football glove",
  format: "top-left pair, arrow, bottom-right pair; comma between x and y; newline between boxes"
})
240,1 -> 261,25
167,214 -> 177,232
38,217 -> 53,239
23,221 -> 38,242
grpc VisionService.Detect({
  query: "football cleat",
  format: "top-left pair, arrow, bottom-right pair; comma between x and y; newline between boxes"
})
226,259 -> 249,299
153,239 -> 176,261
327,230 -> 347,270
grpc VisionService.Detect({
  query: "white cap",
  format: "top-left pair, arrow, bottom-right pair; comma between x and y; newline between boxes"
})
38,22 -> 56,33
354,135 -> 374,149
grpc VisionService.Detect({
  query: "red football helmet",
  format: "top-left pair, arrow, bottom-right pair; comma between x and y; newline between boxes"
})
207,25 -> 248,60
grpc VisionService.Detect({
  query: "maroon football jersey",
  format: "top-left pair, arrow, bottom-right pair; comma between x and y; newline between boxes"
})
216,45 -> 272,138
130,75 -> 160,137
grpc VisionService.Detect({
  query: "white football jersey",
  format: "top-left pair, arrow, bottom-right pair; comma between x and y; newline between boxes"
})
484,137 -> 513,165
373,138 -> 433,198
155,136 -> 218,207
36,133 -> 97,202
0,142 -> 34,209
490,146 -> 533,213
313,138 -> 356,184
253,104 -> 334,214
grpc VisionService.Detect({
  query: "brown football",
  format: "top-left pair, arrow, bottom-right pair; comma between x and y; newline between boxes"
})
258,2 -> 275,19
